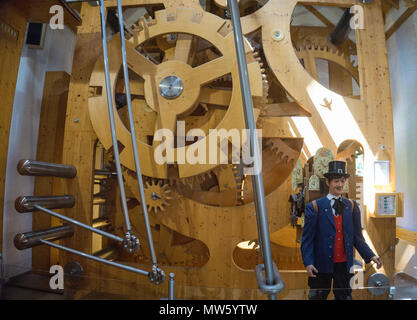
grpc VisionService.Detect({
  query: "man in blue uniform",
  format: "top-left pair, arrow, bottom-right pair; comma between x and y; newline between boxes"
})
301,160 -> 382,300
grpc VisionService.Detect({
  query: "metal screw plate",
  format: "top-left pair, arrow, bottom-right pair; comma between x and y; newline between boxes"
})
159,76 -> 184,99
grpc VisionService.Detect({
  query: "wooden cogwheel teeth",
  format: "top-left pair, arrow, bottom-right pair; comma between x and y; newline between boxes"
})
144,180 -> 173,213
265,138 -> 296,165
295,44 -> 359,70
174,164 -> 228,187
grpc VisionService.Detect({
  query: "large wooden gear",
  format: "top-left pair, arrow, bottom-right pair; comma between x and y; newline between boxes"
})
36,0 -> 397,300
88,8 -> 266,181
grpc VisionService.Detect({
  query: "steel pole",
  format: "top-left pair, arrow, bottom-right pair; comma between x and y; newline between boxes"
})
99,0 -> 132,233
33,205 -> 124,243
227,0 -> 276,300
116,0 -> 157,266
14,225 -> 74,250
15,195 -> 75,213
168,272 -> 175,300
40,239 -> 149,276
17,159 -> 76,178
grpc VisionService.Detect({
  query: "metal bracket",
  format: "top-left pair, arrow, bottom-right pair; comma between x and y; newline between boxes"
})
255,263 -> 285,296
367,273 -> 389,296
148,266 -> 165,285
122,232 -> 140,253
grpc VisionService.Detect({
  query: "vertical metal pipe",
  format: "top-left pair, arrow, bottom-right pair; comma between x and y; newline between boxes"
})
99,0 -> 132,233
40,239 -> 149,276
227,0 -> 276,300
168,273 -> 175,300
116,0 -> 157,266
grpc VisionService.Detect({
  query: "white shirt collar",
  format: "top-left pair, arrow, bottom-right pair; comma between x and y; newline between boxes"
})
327,194 -> 341,201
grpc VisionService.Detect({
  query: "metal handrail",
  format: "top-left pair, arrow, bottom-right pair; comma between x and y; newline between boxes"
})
40,239 -> 149,276
33,205 -> 124,243
116,0 -> 158,267
99,0 -> 132,235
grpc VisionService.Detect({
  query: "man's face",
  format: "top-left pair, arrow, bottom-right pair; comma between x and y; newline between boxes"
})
328,176 -> 346,196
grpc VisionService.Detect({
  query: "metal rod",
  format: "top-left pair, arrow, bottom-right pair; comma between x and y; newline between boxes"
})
14,225 -> 74,250
330,8 -> 354,46
15,195 -> 75,213
33,205 -> 124,243
40,239 -> 149,276
17,159 -> 76,178
227,0 -> 277,300
116,0 -> 158,266
94,169 -> 117,176
99,0 -> 132,233
168,272 -> 175,300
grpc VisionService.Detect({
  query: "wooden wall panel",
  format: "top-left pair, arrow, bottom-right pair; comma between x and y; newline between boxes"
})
32,71 -> 70,271
0,2 -> 27,257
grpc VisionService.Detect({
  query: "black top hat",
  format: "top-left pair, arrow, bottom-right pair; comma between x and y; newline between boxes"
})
323,160 -> 350,179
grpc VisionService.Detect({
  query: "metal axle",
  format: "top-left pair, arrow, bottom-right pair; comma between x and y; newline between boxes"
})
14,225 -> 74,250
15,195 -> 75,213
17,159 -> 76,178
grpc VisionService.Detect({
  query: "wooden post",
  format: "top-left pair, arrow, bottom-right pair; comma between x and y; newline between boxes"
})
355,0 -> 396,286
33,71 -> 70,271
59,3 -> 102,286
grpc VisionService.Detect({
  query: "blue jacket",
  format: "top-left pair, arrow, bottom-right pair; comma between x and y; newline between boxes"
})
301,196 -> 375,273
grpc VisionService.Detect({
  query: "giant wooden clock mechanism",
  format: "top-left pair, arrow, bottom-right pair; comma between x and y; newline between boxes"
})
13,0 -> 401,299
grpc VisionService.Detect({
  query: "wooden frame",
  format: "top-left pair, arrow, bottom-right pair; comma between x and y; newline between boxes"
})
372,192 -> 404,218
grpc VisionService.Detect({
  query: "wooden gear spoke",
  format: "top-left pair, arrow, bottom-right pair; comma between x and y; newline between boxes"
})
174,34 -> 196,64
192,56 -> 230,86
125,40 -> 157,77
199,88 -> 232,107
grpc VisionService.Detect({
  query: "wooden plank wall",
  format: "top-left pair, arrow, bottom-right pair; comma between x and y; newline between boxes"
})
58,3 -> 101,293
0,2 -> 27,258
32,71 -> 71,271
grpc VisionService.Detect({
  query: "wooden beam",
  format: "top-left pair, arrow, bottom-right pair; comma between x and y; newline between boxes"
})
33,71 -> 70,270
260,102 -> 312,117
15,0 -> 81,26
385,6 -> 417,40
303,5 -> 357,50
397,227 -> 417,245
356,0 -> 396,282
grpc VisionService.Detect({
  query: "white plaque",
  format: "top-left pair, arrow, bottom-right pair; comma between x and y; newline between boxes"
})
374,161 -> 390,185
377,195 -> 396,215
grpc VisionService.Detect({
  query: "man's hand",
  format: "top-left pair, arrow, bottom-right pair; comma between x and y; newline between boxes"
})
306,265 -> 318,277
371,256 -> 382,269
